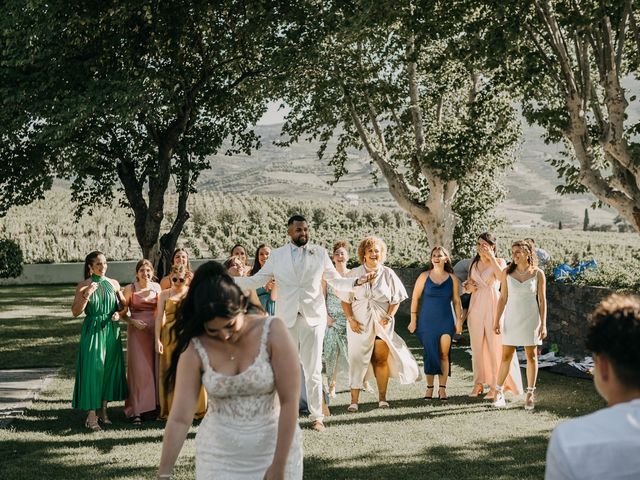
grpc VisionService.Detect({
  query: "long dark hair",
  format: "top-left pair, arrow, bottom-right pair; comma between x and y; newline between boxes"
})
430,246 -> 454,273
250,244 -> 270,276
506,240 -> 538,274
468,232 -> 497,277
83,251 -> 104,279
165,261 -> 248,392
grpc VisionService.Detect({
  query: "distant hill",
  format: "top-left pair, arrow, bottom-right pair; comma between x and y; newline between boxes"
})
197,120 -> 619,228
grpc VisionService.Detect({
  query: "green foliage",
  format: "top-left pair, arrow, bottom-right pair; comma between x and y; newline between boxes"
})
0,238 -> 23,278
0,0 -> 306,262
278,0 -> 521,252
476,0 -> 640,231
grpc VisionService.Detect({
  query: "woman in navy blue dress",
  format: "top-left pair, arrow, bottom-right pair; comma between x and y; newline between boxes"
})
409,246 -> 463,400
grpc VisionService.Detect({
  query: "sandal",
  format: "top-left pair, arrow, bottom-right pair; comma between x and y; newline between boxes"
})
468,383 -> 484,397
524,387 -> 536,411
347,403 -> 359,412
423,385 -> 434,400
378,401 -> 390,408
438,385 -> 448,401
131,415 -> 143,426
85,417 -> 102,432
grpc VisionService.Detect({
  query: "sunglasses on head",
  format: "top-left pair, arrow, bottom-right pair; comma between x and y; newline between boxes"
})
172,277 -> 186,283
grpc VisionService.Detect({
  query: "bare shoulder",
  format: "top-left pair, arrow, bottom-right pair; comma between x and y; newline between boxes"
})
108,278 -> 121,290
536,268 -> 546,280
181,340 -> 203,368
267,316 -> 288,343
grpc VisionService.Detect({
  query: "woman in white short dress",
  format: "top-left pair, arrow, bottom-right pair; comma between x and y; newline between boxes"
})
157,261 -> 303,480
493,240 -> 547,411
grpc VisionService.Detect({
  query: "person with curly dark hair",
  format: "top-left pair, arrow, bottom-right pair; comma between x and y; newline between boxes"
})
545,294 -> 640,480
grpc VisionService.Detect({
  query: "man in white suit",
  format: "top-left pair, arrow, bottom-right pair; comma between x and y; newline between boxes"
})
235,215 -> 374,431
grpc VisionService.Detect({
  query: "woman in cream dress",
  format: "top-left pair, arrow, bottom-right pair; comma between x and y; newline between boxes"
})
340,236 -> 420,411
494,240 -> 547,410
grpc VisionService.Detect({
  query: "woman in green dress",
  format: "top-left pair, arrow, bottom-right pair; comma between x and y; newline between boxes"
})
71,251 -> 128,431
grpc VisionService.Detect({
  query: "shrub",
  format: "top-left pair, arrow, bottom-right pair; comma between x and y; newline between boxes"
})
0,238 -> 24,278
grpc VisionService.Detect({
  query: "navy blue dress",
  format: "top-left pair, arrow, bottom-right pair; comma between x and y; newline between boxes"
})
416,275 -> 455,375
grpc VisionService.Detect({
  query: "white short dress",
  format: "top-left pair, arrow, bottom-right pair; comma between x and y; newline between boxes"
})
502,274 -> 542,347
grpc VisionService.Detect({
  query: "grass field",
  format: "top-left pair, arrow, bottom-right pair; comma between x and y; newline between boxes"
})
0,286 -> 604,479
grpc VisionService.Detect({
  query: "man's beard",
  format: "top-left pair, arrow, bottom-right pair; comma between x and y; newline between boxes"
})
292,236 -> 308,247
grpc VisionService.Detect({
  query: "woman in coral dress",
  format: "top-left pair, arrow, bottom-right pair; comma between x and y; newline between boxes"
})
465,233 -> 523,400
123,259 -> 161,424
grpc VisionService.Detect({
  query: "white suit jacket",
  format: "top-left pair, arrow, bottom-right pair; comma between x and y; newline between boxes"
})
235,243 -> 357,328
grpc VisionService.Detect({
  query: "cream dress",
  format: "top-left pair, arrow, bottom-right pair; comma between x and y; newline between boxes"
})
502,275 -> 543,347
191,317 -> 303,479
339,265 -> 421,389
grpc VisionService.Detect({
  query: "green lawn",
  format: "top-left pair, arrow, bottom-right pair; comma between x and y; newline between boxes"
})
0,286 -> 604,479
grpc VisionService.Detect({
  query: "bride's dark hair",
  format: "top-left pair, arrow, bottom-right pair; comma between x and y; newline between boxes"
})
165,261 -> 248,392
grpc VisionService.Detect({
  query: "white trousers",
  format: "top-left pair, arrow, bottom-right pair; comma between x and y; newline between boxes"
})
289,315 -> 326,422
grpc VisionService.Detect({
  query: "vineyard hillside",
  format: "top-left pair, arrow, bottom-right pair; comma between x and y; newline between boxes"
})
2,191 -> 638,289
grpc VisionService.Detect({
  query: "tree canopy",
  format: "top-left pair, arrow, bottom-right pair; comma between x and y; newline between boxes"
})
278,0 -> 521,255
1,0 -> 306,269
478,0 -> 640,232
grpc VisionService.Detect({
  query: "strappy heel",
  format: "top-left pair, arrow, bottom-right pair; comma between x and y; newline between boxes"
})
423,385 -> 434,400
85,417 -> 101,432
524,387 -> 536,411
493,386 -> 506,408
438,385 -> 448,401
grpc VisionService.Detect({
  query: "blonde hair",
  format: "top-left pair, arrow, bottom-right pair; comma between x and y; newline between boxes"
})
357,236 -> 387,264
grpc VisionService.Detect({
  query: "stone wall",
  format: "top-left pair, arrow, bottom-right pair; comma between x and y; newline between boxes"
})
0,259 -> 219,286
545,283 -> 616,356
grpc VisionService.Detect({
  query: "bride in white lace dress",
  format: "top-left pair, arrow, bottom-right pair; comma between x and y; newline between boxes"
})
158,261 -> 303,480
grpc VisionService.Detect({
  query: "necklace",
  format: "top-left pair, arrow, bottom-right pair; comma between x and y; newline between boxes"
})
515,267 -> 530,275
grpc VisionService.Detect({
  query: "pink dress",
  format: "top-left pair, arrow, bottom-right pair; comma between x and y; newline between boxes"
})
124,282 -> 161,417
467,265 -> 523,395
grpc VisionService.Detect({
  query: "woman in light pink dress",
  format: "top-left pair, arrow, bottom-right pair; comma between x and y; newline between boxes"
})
464,233 -> 523,400
123,259 -> 161,424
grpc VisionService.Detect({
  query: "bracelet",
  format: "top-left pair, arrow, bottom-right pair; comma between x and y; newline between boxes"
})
158,475 -> 171,479
410,311 -> 417,314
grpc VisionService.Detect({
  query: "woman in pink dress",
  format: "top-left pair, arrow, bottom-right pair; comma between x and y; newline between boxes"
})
464,233 -> 523,400
123,259 -> 161,424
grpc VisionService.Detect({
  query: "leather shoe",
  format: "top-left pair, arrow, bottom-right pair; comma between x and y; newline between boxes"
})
311,420 -> 325,432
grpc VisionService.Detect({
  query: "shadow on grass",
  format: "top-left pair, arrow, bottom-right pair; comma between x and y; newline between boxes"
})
304,435 -> 549,480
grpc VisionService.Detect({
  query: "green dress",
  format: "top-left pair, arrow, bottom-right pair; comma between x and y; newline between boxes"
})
72,275 -> 127,410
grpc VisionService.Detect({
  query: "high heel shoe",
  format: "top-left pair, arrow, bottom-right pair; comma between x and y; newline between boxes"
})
468,384 -> 484,397
438,385 -> 448,401
524,387 -> 536,411
493,387 -> 506,408
98,407 -> 112,425
85,417 -> 102,432
423,385 -> 434,400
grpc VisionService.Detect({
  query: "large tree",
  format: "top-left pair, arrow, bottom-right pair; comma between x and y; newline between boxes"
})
278,0 -> 520,254
481,0 -> 640,232
0,0 -> 303,271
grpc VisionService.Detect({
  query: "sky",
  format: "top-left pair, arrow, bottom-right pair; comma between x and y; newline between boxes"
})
257,101 -> 290,125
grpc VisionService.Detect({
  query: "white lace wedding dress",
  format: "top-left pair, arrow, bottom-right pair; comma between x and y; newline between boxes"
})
191,317 -> 303,479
